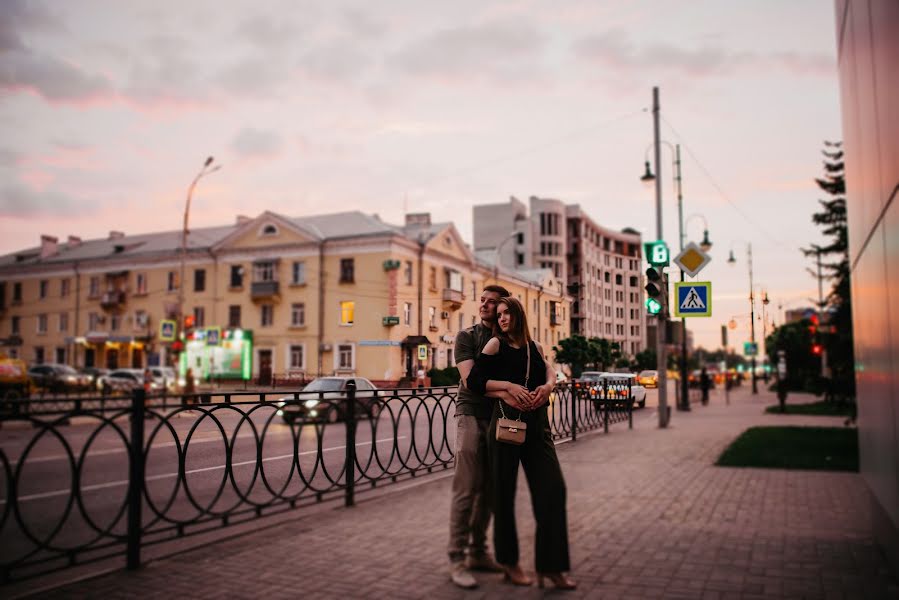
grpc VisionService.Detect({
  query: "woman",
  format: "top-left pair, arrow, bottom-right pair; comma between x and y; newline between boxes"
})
466,297 -> 576,590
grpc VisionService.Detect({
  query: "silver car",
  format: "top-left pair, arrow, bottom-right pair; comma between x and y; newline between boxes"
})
276,377 -> 380,424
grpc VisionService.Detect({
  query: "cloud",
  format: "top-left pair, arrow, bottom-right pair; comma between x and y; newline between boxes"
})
573,30 -> 834,78
298,42 -> 372,83
389,20 -> 547,84
230,128 -> 284,160
0,48 -> 113,102
0,179 -> 83,218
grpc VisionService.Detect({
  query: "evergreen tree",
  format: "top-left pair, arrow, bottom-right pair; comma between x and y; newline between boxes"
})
800,141 -> 855,401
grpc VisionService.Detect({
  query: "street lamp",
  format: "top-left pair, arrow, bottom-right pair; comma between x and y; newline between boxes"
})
177,157 -> 221,353
727,243 -> 758,394
686,214 -> 713,252
493,229 -> 521,282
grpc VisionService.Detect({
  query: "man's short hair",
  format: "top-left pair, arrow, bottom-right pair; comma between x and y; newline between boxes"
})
482,284 -> 511,298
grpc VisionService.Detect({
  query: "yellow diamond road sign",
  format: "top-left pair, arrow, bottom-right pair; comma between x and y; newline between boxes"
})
673,242 -> 712,277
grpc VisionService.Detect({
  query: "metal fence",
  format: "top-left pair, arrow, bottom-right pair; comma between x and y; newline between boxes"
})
0,379 -> 633,584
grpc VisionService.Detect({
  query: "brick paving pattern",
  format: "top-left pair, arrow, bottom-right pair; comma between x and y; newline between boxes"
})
19,387 -> 899,599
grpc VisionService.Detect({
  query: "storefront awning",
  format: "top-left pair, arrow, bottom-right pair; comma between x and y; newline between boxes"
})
400,335 -> 433,346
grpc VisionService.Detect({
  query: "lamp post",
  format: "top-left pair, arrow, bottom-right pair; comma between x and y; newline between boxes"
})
493,230 -> 521,282
727,243 -> 758,394
178,157 -> 221,348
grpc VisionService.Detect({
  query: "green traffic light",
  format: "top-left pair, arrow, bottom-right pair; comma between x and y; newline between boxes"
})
645,297 -> 662,315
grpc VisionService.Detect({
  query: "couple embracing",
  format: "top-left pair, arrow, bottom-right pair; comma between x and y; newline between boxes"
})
447,285 -> 575,590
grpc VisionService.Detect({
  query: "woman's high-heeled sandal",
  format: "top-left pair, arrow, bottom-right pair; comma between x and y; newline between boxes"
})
537,572 -> 577,590
501,565 -> 533,586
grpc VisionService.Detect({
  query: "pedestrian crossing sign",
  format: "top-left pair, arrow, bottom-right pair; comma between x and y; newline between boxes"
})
674,282 -> 712,317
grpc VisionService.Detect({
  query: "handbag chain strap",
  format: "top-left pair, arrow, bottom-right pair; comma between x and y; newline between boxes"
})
498,340 -> 530,422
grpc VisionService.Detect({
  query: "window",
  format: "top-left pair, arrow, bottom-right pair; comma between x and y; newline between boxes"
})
403,302 -> 412,325
88,312 -> 100,330
261,224 -> 278,236
458,313 -> 464,331
37,314 -> 47,334
34,347 -> 45,364
230,265 -> 244,287
289,345 -> 304,369
135,273 -> 147,295
339,258 -> 354,283
292,261 -> 306,285
11,316 -> 20,334
193,306 -> 205,328
428,306 -> 436,329
110,314 -> 121,331
404,261 -> 413,285
59,312 -> 69,332
228,305 -> 241,328
194,269 -> 206,292
12,282 -> 22,303
166,272 -> 177,292
429,267 -> 437,290
340,301 -> 354,326
516,252 -> 524,266
472,280 -> 477,299
291,302 -> 305,327
56,347 -> 66,364
261,304 -> 274,327
89,276 -> 101,297
337,344 -> 354,370
253,261 -> 276,282
39,280 -> 48,299
446,269 -> 462,291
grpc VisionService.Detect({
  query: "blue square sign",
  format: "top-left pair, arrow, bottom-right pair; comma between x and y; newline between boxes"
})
673,282 -> 712,317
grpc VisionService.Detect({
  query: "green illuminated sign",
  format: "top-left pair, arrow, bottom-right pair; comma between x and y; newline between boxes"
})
645,297 -> 662,315
644,240 -> 670,267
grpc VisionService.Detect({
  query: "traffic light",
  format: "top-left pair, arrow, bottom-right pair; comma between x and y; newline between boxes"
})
184,314 -> 195,330
811,343 -> 823,356
645,267 -> 665,315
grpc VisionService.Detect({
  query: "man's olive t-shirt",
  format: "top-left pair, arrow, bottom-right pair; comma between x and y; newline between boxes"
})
454,323 -> 494,419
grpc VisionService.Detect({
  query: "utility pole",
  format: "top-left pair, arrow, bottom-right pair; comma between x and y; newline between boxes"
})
651,86 -> 669,428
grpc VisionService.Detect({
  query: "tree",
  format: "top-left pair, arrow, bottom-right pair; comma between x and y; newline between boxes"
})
801,141 -> 855,401
553,336 -> 594,378
765,319 -> 822,392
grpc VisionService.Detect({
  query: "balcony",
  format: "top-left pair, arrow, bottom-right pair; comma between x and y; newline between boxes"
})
550,313 -> 562,326
251,281 -> 280,300
441,288 -> 463,310
100,290 -> 126,310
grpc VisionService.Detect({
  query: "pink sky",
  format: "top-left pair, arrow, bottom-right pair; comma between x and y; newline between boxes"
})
0,0 -> 844,353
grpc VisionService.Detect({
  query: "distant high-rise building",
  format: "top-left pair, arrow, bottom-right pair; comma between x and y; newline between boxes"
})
473,196 -> 646,357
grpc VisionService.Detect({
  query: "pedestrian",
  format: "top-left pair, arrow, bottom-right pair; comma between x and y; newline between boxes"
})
446,285 -> 510,589
416,365 -> 426,388
700,366 -> 711,405
143,368 -> 153,393
467,297 -> 576,590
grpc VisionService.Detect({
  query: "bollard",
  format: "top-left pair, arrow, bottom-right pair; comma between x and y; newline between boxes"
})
127,388 -> 145,569
344,379 -> 357,507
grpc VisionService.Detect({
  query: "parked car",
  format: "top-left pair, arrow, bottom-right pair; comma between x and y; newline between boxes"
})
79,367 -> 110,391
100,369 -> 159,394
149,366 -> 178,392
276,377 -> 380,424
637,370 -> 659,388
28,363 -> 91,393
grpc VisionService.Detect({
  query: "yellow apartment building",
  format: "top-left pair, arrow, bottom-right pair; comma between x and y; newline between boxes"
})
0,211 -> 570,385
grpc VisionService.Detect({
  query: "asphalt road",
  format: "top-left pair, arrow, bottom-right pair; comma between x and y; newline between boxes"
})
0,391 -> 456,568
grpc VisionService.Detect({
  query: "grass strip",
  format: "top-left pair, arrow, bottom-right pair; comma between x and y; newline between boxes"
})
764,400 -> 854,416
716,426 -> 858,472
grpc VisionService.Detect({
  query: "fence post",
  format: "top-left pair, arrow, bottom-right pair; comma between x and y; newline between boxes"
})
568,382 -> 577,442
344,379 -> 356,507
628,380 -> 634,430
603,381 -> 610,434
127,388 -> 145,570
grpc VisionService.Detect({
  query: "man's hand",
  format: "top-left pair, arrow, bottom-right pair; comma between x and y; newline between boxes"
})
530,382 -> 555,409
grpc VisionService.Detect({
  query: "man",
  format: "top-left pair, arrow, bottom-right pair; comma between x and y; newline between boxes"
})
447,284 -> 510,588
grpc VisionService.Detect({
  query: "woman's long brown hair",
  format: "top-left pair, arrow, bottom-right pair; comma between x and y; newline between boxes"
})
496,297 -> 532,348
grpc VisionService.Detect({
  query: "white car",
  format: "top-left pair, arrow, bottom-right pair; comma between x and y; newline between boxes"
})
99,369 -> 160,394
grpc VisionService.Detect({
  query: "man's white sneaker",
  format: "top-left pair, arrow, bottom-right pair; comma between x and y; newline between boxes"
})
449,562 -> 478,589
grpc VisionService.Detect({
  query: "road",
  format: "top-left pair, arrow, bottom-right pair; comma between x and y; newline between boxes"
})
0,390 -> 457,569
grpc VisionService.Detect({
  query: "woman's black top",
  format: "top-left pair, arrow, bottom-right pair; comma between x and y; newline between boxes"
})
467,338 -> 547,397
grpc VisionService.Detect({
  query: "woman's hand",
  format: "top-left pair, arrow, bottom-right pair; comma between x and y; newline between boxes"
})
505,382 -> 532,408
530,382 -> 555,409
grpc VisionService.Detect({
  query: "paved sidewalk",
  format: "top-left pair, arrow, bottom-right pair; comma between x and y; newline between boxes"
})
27,388 -> 899,598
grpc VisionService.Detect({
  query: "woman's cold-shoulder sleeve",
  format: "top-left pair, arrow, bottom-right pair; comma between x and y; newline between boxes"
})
466,351 -> 501,396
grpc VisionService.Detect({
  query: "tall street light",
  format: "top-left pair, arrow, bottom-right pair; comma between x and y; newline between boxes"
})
178,157 -> 221,347
493,229 -> 521,282
727,243 -> 758,394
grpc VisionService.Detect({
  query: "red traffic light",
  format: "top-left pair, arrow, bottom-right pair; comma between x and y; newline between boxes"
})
184,315 -> 195,329
811,343 -> 823,355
